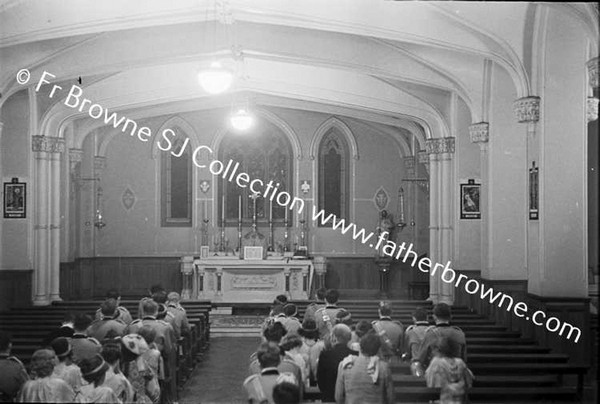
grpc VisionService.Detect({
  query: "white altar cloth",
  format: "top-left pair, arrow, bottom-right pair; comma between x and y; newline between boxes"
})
185,257 -> 314,302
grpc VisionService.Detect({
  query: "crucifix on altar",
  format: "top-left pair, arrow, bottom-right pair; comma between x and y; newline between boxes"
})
242,192 -> 266,251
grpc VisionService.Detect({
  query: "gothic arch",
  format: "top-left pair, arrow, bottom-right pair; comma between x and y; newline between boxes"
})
309,116 -> 359,161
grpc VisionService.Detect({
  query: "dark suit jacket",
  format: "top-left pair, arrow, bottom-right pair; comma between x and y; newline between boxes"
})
317,344 -> 358,402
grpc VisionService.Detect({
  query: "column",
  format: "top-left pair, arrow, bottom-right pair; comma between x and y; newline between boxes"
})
426,143 -> 440,303
426,138 -> 455,304
469,123 -> 490,280
587,57 -> 599,290
32,136 -> 64,305
439,140 -> 455,305
49,145 -> 63,301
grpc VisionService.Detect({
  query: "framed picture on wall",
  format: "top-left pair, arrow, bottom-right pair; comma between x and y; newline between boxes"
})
4,179 -> 26,219
460,180 -> 480,219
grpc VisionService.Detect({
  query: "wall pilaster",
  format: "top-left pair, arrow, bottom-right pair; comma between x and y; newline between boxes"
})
426,137 -> 455,304
31,135 -> 64,305
469,122 -> 489,279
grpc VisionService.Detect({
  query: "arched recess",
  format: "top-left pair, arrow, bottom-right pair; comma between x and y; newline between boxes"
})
150,115 -> 200,159
209,108 -> 303,207
150,115 -> 199,228
210,108 -> 303,161
308,116 -> 358,224
309,116 -> 359,161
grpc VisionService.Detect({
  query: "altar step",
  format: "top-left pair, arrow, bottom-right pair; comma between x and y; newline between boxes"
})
210,314 -> 265,337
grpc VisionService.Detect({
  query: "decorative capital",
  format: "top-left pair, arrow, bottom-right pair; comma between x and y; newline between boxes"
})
32,135 -> 65,153
469,122 -> 489,143
513,96 -> 540,123
403,156 -> 416,171
588,57 -> 599,88
425,137 -> 455,155
588,97 -> 599,122
94,156 -> 107,173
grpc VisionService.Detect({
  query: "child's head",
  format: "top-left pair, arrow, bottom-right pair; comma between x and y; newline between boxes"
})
137,325 -> 157,345
434,336 -> 461,358
412,307 -> 428,323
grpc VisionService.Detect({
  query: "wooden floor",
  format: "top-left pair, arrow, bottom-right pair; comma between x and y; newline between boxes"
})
0,299 -> 595,403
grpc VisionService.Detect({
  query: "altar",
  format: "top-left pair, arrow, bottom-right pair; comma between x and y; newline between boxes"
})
180,256 -> 314,302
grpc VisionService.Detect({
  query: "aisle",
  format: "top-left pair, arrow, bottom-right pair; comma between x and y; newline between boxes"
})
178,337 -> 260,404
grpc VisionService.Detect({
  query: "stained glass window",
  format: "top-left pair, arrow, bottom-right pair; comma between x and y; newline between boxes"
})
219,121 -> 294,226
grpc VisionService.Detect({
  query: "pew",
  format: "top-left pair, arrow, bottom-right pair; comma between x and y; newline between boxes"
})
0,299 -> 212,394
0,299 -> 592,402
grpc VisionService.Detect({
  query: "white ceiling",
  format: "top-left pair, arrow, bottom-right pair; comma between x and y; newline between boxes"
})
0,0 -> 597,149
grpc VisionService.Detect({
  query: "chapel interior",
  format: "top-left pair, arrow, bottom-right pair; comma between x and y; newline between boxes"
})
0,1 -> 598,402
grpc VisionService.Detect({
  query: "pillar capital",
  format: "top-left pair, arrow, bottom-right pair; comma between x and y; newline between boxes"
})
425,137 -> 455,155
513,96 -> 541,123
469,122 -> 489,144
587,97 -> 599,122
587,57 -> 599,89
32,135 -> 65,153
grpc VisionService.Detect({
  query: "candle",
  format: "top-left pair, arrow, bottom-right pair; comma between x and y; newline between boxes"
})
238,195 -> 242,222
284,205 -> 288,222
221,195 -> 225,223
204,199 -> 208,220
269,200 -> 273,221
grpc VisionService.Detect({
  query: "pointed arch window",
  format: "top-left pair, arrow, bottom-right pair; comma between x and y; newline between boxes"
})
219,121 -> 294,226
318,128 -> 349,224
161,127 -> 192,227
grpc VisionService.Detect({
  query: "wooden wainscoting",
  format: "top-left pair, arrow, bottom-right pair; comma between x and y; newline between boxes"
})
60,257 -> 182,300
323,256 -> 412,299
0,270 -> 33,311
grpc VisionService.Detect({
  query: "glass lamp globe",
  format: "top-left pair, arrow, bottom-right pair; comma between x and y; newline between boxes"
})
230,108 -> 254,131
198,61 -> 234,94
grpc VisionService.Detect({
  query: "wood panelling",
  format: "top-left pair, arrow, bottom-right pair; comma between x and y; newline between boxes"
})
454,273 -> 591,368
60,257 -> 182,299
523,294 -> 590,367
0,270 -> 32,311
323,256 -> 412,298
